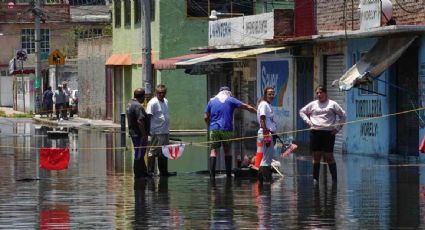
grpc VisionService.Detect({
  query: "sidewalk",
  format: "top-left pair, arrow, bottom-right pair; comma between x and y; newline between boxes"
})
0,106 -> 25,116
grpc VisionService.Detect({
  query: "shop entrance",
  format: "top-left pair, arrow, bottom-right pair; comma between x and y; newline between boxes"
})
395,44 -> 419,157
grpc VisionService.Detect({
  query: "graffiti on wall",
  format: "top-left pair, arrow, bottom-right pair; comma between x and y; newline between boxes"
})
355,99 -> 382,136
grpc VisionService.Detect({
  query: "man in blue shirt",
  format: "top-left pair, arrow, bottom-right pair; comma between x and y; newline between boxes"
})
204,86 -> 256,178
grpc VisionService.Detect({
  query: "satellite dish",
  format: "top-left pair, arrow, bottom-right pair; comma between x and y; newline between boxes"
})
381,0 -> 393,23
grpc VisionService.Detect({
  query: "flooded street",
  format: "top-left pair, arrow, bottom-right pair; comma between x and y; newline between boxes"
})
1,119 -> 425,229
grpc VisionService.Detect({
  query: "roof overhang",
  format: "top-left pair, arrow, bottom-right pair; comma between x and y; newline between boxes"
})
266,25 -> 425,45
105,54 -> 131,66
175,47 -> 287,68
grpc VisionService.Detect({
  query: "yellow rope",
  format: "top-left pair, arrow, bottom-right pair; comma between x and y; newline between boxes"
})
0,106 -> 424,151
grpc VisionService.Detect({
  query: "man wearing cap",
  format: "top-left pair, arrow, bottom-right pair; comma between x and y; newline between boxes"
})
204,86 -> 257,178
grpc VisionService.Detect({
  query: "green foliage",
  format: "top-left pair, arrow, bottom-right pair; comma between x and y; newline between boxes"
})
0,110 -> 33,118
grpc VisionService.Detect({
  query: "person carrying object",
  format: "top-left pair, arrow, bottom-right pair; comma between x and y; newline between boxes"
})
256,86 -> 277,183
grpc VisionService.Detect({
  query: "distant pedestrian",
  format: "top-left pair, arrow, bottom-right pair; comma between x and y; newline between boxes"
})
204,86 -> 256,178
146,84 -> 176,177
256,86 -> 277,183
127,88 -> 151,179
299,86 -> 346,184
62,81 -> 71,120
54,85 -> 67,120
42,86 -> 53,118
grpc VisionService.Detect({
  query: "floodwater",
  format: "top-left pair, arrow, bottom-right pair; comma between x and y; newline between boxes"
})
1,119 -> 425,229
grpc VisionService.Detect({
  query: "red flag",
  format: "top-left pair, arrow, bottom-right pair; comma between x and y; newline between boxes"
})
40,148 -> 70,170
40,205 -> 70,230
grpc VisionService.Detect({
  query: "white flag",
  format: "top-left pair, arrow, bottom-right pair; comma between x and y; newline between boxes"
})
161,144 -> 185,160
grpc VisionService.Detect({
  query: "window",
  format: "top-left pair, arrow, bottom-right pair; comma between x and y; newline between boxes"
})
124,0 -> 131,26
0,70 -> 9,76
77,28 -> 103,39
134,0 -> 141,24
114,0 -> 121,27
187,0 -> 254,18
134,0 -> 154,25
21,29 -> 50,54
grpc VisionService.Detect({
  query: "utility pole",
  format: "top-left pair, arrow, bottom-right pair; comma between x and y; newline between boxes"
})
33,0 -> 42,114
141,0 -> 152,95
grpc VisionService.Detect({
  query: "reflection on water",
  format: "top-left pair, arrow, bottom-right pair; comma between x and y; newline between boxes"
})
0,119 -> 425,229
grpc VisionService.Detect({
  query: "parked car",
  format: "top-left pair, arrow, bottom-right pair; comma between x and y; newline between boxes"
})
70,90 -> 78,117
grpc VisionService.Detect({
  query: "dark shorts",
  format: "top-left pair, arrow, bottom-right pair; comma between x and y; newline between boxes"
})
209,130 -> 233,150
310,130 -> 335,152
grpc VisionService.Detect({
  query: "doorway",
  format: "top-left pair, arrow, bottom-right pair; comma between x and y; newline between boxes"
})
395,44 -> 419,157
113,67 -> 123,123
295,57 -> 313,144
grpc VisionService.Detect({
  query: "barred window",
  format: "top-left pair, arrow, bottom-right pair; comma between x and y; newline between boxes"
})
21,29 -> 50,54
77,28 -> 103,38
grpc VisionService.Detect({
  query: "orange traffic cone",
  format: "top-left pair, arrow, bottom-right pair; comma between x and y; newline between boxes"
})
254,139 -> 263,169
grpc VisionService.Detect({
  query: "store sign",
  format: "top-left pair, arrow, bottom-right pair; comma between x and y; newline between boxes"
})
208,12 -> 274,47
359,0 -> 381,30
257,58 -> 294,132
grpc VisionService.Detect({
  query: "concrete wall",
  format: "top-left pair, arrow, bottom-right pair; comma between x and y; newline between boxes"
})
345,38 -> 392,157
0,76 -> 13,106
77,36 -> 112,119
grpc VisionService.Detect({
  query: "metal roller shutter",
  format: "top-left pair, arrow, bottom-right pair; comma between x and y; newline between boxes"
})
325,55 -> 346,153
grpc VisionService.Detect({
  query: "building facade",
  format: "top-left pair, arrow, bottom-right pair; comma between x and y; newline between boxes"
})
0,0 -> 110,112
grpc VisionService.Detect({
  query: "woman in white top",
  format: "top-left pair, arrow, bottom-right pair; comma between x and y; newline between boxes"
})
256,86 -> 277,182
299,85 -> 346,184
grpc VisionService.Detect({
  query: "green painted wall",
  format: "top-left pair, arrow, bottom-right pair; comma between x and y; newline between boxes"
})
156,1 -> 208,130
111,0 -> 294,129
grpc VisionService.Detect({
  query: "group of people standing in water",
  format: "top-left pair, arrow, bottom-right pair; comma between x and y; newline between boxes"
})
127,83 -> 346,184
204,85 -> 346,184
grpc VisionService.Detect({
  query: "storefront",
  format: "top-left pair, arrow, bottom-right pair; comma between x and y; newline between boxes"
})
155,9 -> 296,168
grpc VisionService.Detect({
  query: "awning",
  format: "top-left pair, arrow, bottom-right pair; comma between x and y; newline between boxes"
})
175,47 -> 287,67
332,35 -> 417,91
134,53 -> 156,65
105,54 -> 131,65
153,53 -> 207,70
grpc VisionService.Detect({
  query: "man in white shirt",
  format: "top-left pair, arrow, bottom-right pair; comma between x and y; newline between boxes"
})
146,84 -> 176,177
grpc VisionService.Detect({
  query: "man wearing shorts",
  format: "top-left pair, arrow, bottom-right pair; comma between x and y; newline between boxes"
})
299,86 -> 346,184
204,86 -> 256,178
